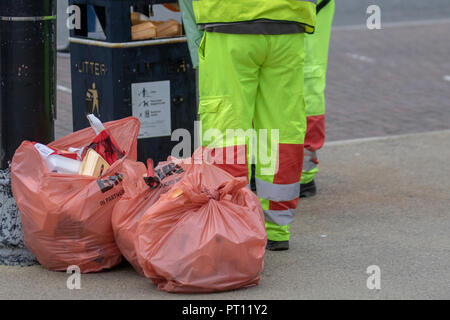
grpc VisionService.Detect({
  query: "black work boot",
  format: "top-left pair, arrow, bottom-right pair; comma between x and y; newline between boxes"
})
250,164 -> 256,192
266,240 -> 289,251
300,180 -> 316,198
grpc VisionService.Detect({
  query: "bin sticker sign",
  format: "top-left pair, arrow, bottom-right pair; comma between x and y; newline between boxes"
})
86,82 -> 100,116
132,81 -> 172,139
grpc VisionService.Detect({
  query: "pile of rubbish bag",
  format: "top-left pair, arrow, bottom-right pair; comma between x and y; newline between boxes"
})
9,115 -> 267,293
136,154 -> 266,292
11,115 -> 140,272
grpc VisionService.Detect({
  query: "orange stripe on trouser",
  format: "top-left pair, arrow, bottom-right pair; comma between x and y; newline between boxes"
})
302,114 -> 325,174
206,145 -> 249,180
305,115 -> 326,152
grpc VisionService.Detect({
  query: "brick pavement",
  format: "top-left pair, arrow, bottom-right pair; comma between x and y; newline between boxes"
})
55,21 -> 450,141
325,21 -> 450,141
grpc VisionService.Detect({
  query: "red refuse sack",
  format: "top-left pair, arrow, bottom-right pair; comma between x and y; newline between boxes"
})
136,157 -> 267,293
112,158 -> 186,275
10,117 -> 140,273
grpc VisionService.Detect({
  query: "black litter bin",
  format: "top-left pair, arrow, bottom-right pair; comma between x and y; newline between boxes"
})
69,0 -> 196,163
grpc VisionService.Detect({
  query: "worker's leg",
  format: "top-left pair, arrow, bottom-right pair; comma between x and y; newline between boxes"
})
198,32 -> 266,179
301,0 -> 335,186
254,33 -> 306,242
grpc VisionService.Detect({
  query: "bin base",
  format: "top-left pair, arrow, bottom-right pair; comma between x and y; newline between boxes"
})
0,169 -> 37,267
0,247 -> 37,267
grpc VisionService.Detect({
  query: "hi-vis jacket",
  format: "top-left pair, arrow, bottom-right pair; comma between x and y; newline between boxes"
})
193,0 -> 317,33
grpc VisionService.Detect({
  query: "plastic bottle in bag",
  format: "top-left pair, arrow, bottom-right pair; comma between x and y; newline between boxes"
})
34,143 -> 81,174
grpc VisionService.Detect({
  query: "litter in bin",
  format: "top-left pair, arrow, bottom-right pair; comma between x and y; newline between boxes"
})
130,12 -> 151,26
132,22 -> 157,40
10,115 -> 140,273
131,11 -> 182,40
156,20 -> 182,38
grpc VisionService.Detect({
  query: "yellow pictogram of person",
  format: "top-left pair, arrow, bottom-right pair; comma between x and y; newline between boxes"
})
86,82 -> 99,114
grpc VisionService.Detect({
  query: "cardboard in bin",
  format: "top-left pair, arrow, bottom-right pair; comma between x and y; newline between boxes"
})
156,20 -> 182,38
131,11 -> 182,41
132,21 -> 157,40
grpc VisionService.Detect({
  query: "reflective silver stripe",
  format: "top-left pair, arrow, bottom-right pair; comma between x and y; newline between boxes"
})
256,179 -> 300,202
264,209 -> 296,226
201,21 -> 306,34
305,149 -> 317,158
303,160 -> 317,172
303,150 -> 318,172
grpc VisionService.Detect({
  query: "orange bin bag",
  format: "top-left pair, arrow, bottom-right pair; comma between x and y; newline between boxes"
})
136,158 -> 267,293
112,158 -> 186,275
10,117 -> 140,273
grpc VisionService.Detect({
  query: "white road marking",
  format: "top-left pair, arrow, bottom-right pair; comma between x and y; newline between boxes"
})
346,53 -> 376,64
443,75 -> 450,82
57,84 -> 72,94
333,18 -> 450,32
325,130 -> 450,147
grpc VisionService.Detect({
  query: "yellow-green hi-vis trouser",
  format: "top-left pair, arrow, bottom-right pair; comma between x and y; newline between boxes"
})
301,0 -> 335,184
198,32 -> 307,241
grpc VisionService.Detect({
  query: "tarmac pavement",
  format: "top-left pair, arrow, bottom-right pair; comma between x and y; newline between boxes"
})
2,0 -> 449,301
1,130 -> 448,300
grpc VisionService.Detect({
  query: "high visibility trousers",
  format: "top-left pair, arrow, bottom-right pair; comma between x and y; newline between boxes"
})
198,32 -> 306,242
301,0 -> 335,184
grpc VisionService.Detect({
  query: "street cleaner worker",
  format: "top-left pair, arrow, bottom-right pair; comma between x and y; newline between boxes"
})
300,0 -> 335,198
192,0 -> 317,251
